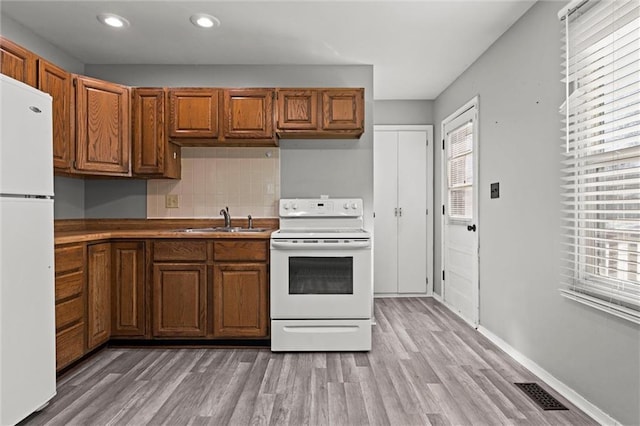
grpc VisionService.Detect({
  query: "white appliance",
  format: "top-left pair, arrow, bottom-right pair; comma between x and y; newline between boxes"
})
270,198 -> 372,351
0,75 -> 56,425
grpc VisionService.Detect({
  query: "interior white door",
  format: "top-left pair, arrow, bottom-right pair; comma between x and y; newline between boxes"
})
442,99 -> 479,325
397,132 -> 427,293
373,131 -> 399,294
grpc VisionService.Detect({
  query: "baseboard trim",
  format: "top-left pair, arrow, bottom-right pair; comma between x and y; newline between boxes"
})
477,325 -> 620,426
374,293 -> 429,298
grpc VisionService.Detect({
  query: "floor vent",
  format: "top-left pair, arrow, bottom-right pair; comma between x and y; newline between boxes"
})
514,383 -> 569,411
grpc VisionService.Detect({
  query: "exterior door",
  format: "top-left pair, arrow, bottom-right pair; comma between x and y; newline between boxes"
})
442,98 -> 479,326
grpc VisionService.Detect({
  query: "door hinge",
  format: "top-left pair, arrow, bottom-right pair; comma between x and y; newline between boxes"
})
442,205 -> 445,215
442,139 -> 445,150
426,277 -> 429,284
442,270 -> 445,280
426,208 -> 429,215
373,212 -> 376,218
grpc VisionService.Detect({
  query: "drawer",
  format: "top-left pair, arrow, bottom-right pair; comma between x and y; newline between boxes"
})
55,271 -> 84,302
56,322 -> 85,370
56,296 -> 84,331
154,241 -> 207,262
213,240 -> 268,262
55,244 -> 84,274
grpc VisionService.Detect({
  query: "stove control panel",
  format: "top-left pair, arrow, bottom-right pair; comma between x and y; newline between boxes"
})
279,198 -> 363,217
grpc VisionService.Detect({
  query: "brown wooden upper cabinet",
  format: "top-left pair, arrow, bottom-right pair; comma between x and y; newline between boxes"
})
74,75 -> 131,176
276,88 -> 364,138
168,88 -> 219,140
276,89 -> 318,131
321,89 -> 364,132
38,59 -> 72,172
222,89 -> 275,143
132,88 -> 181,178
0,36 -> 37,87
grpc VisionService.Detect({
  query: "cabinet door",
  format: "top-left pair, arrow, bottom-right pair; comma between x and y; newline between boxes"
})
132,88 -> 165,175
397,131 -> 427,294
168,89 -> 219,139
0,36 -> 36,87
38,59 -> 72,171
276,89 -> 318,130
153,264 -> 207,337
74,76 -> 131,175
321,89 -> 364,131
87,243 -> 111,349
112,242 -> 145,337
373,131 -> 399,294
223,89 -> 274,139
213,263 -> 268,338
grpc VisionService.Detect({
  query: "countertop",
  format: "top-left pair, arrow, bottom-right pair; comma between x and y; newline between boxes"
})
54,219 -> 278,245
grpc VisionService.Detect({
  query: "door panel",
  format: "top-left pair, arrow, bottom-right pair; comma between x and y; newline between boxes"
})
442,101 -> 479,325
398,132 -> 427,293
373,131 -> 399,294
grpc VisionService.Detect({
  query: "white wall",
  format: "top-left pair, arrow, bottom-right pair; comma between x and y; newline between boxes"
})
433,2 -> 640,424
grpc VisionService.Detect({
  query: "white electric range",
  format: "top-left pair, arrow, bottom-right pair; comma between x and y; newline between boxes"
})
270,198 -> 372,351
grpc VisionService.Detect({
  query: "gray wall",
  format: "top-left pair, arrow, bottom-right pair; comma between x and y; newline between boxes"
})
432,2 -> 639,424
374,100 -> 434,125
0,13 -> 86,218
84,180 -> 147,218
84,64 -> 374,226
54,177 -> 85,219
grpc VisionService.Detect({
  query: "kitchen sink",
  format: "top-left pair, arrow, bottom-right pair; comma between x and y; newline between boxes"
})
177,227 -> 268,233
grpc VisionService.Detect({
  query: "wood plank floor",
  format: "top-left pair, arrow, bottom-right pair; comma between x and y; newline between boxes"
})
22,298 -> 596,426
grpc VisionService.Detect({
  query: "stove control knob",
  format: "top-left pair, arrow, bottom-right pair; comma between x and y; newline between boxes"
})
292,203 -> 298,210
283,203 -> 290,210
351,202 -> 358,209
343,202 -> 350,209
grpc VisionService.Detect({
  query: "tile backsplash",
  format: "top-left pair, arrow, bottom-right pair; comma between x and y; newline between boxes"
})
147,147 -> 280,218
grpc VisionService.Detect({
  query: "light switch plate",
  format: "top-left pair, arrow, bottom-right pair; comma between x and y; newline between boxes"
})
166,194 -> 179,208
491,182 -> 500,199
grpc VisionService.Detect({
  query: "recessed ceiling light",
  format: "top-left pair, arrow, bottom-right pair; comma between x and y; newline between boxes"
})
97,13 -> 130,29
190,14 -> 221,29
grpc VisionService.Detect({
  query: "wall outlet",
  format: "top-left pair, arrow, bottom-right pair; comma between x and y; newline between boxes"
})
266,183 -> 275,195
166,194 -> 179,208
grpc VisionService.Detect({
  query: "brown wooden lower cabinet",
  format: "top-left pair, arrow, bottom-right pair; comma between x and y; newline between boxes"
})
54,238 -> 270,363
87,243 -> 111,349
112,242 -> 145,337
55,322 -> 85,369
54,242 -> 86,371
213,263 -> 268,338
153,263 -> 207,337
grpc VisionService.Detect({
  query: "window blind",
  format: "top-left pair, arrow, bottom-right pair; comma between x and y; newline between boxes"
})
447,121 -> 473,219
559,0 -> 640,324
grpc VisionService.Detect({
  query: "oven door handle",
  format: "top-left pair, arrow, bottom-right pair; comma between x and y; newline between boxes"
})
271,241 -> 371,250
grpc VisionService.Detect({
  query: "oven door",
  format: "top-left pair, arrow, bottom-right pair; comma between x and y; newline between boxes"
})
270,240 -> 372,319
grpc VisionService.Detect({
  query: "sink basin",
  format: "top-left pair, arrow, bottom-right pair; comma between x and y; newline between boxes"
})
177,227 -> 268,233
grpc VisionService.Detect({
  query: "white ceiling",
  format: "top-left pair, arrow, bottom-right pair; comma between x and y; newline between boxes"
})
0,0 -> 536,100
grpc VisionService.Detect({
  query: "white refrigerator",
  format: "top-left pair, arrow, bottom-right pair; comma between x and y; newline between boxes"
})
0,74 -> 56,425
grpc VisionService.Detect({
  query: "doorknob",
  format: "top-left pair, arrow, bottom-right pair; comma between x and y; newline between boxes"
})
467,224 -> 476,232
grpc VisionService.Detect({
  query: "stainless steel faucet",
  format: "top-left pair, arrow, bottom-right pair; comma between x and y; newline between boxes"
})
247,214 -> 253,229
219,206 -> 231,228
